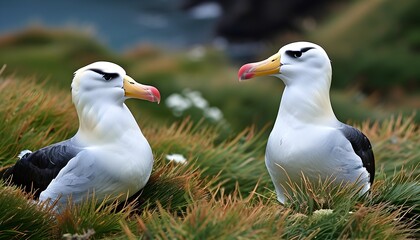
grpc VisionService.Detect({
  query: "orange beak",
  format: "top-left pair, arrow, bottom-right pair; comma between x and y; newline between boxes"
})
238,52 -> 281,81
123,75 -> 160,103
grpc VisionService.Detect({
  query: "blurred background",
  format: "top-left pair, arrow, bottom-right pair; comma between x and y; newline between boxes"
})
0,0 -> 419,136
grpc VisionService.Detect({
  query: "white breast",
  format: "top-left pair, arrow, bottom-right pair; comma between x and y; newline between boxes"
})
265,120 -> 369,203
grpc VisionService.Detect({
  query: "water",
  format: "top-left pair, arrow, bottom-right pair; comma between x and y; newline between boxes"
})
0,0 -> 220,51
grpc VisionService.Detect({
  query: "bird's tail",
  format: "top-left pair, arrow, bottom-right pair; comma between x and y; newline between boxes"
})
0,165 -> 14,182
0,149 -> 32,181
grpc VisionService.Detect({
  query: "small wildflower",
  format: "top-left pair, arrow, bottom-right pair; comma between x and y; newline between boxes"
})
166,154 -> 187,164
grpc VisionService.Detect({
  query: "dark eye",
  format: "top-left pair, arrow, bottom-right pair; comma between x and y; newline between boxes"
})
286,50 -> 302,58
102,74 -> 113,81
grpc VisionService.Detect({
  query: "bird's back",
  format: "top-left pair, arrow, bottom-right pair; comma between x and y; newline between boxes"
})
1,139 -> 82,197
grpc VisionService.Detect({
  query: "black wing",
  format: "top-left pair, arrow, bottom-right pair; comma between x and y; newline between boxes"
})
339,124 -> 375,184
1,140 -> 82,198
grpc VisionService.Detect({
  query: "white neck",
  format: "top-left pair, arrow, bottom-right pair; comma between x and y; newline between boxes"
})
275,79 -> 337,128
72,94 -> 142,146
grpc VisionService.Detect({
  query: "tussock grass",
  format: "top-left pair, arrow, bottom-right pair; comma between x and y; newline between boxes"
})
369,167 -> 420,232
0,182 -> 57,239
283,175 -> 365,215
0,76 -> 76,165
56,196 -> 136,239
132,189 -> 288,240
134,160 -> 210,212
361,114 -> 420,176
283,201 -> 414,239
146,120 -> 269,195
278,173 -> 417,239
339,203 -> 414,239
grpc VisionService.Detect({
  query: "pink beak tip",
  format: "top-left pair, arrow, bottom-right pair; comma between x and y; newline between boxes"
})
238,63 -> 254,81
150,86 -> 161,104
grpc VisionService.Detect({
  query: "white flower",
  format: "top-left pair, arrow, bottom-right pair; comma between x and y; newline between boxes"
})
165,93 -> 192,116
311,209 -> 334,222
184,90 -> 208,109
313,209 -> 333,216
165,89 -> 225,122
166,154 -> 187,164
204,107 -> 223,121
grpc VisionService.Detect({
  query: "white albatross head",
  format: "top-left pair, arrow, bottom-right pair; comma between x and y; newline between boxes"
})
238,42 -> 332,88
72,61 -> 160,107
238,42 -> 337,123
70,61 -> 161,144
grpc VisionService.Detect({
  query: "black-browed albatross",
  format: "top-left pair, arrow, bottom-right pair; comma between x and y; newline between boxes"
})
238,42 -> 375,204
1,61 -> 160,205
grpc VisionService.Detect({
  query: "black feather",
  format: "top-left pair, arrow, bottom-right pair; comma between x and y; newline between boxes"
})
300,47 -> 314,53
340,124 -> 375,184
1,140 -> 82,198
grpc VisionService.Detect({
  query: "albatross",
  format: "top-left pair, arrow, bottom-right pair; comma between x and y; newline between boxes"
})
1,61 -> 160,206
238,42 -> 375,204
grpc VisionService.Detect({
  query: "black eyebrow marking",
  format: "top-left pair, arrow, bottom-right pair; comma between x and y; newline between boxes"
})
285,47 -> 315,58
89,69 -> 119,79
90,68 -> 106,75
301,47 -> 315,53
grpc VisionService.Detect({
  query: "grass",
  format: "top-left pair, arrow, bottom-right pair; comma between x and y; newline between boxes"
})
0,182 -> 57,239
0,76 -> 75,164
0,64 -> 419,239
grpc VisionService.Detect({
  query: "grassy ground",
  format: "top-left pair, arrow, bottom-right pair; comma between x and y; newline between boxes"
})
0,66 -> 419,239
